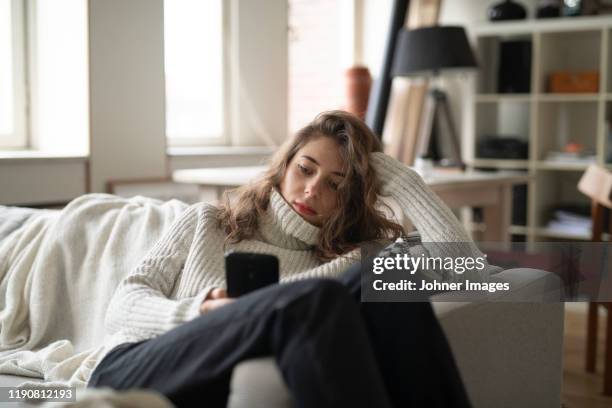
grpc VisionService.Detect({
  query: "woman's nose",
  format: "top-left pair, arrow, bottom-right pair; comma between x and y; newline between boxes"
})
304,178 -> 322,198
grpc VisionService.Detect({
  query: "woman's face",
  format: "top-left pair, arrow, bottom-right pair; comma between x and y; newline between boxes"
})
279,136 -> 346,226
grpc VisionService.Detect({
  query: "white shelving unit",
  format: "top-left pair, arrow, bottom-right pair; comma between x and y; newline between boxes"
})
467,16 -> 612,242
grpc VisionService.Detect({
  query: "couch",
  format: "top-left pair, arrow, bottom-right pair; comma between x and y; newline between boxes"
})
0,200 -> 564,407
0,269 -> 562,408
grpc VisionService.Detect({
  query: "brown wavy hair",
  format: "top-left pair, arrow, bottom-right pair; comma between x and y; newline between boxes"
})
216,110 -> 405,261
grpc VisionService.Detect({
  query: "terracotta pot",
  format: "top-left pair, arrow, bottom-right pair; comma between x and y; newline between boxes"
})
345,66 -> 372,120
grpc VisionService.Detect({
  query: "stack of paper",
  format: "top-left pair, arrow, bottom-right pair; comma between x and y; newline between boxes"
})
546,210 -> 592,237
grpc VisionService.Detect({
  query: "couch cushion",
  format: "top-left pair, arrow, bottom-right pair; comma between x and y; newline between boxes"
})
228,358 -> 294,408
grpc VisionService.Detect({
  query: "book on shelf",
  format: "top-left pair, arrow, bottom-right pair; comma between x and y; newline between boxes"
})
544,151 -> 596,163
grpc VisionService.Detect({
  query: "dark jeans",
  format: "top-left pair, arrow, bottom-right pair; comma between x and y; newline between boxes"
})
88,262 -> 471,408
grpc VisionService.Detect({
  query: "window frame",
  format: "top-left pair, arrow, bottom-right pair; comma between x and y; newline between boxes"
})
0,0 -> 28,149
164,0 -> 231,148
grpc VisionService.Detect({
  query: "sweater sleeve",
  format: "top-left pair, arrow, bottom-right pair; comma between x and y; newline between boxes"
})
104,204 -> 213,339
370,152 -> 490,282
281,248 -> 361,282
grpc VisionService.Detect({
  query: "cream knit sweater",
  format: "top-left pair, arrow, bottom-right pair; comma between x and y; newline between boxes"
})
101,153 -> 488,357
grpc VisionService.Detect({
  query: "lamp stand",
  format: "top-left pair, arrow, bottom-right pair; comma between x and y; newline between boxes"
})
416,88 -> 465,170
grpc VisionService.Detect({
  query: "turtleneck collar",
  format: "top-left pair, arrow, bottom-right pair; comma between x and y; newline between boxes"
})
257,188 -> 320,250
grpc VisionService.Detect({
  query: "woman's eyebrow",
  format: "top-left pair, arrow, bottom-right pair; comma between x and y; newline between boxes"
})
301,155 -> 345,177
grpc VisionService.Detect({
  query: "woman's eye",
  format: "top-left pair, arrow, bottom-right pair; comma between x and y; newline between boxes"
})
328,180 -> 339,191
298,164 -> 312,175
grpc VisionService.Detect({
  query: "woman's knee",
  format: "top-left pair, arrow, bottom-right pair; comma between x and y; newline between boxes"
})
308,279 -> 350,299
297,279 -> 356,315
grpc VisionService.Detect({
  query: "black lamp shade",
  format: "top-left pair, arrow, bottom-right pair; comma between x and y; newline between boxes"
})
391,26 -> 477,77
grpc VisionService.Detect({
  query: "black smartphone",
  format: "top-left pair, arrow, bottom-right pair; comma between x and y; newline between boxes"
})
225,251 -> 279,297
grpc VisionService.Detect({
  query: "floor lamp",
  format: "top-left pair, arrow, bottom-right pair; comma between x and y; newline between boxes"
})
391,26 -> 477,170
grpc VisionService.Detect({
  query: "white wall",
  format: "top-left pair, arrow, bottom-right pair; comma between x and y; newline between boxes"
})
0,158 -> 87,205
87,0 -> 168,193
230,0 -> 288,146
440,0 -> 539,26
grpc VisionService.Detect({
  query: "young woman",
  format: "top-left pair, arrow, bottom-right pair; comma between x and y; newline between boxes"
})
88,111 -> 483,407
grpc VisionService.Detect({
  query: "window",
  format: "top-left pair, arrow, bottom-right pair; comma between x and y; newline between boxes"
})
0,0 -> 26,148
288,0 -> 394,133
164,0 -> 227,146
288,0 -> 354,132
30,0 -> 88,153
0,0 -> 88,152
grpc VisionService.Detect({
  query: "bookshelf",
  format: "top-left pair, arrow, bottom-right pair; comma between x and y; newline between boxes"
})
467,16 -> 612,242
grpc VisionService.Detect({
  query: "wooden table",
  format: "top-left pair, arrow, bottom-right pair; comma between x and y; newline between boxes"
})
173,166 -> 530,242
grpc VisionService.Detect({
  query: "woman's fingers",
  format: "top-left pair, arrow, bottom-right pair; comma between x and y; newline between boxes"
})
199,298 -> 235,315
209,287 -> 228,299
200,288 -> 233,314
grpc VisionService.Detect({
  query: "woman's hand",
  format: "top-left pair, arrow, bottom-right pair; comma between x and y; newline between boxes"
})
199,288 -> 235,315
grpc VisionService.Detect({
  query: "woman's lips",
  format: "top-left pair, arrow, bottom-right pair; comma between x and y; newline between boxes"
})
294,202 -> 317,216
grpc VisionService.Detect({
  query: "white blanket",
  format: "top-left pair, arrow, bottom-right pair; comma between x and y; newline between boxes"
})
0,194 -> 188,387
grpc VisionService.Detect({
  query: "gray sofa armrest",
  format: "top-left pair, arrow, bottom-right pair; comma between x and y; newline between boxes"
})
429,268 -> 564,408
433,301 -> 564,408
488,267 -> 564,302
